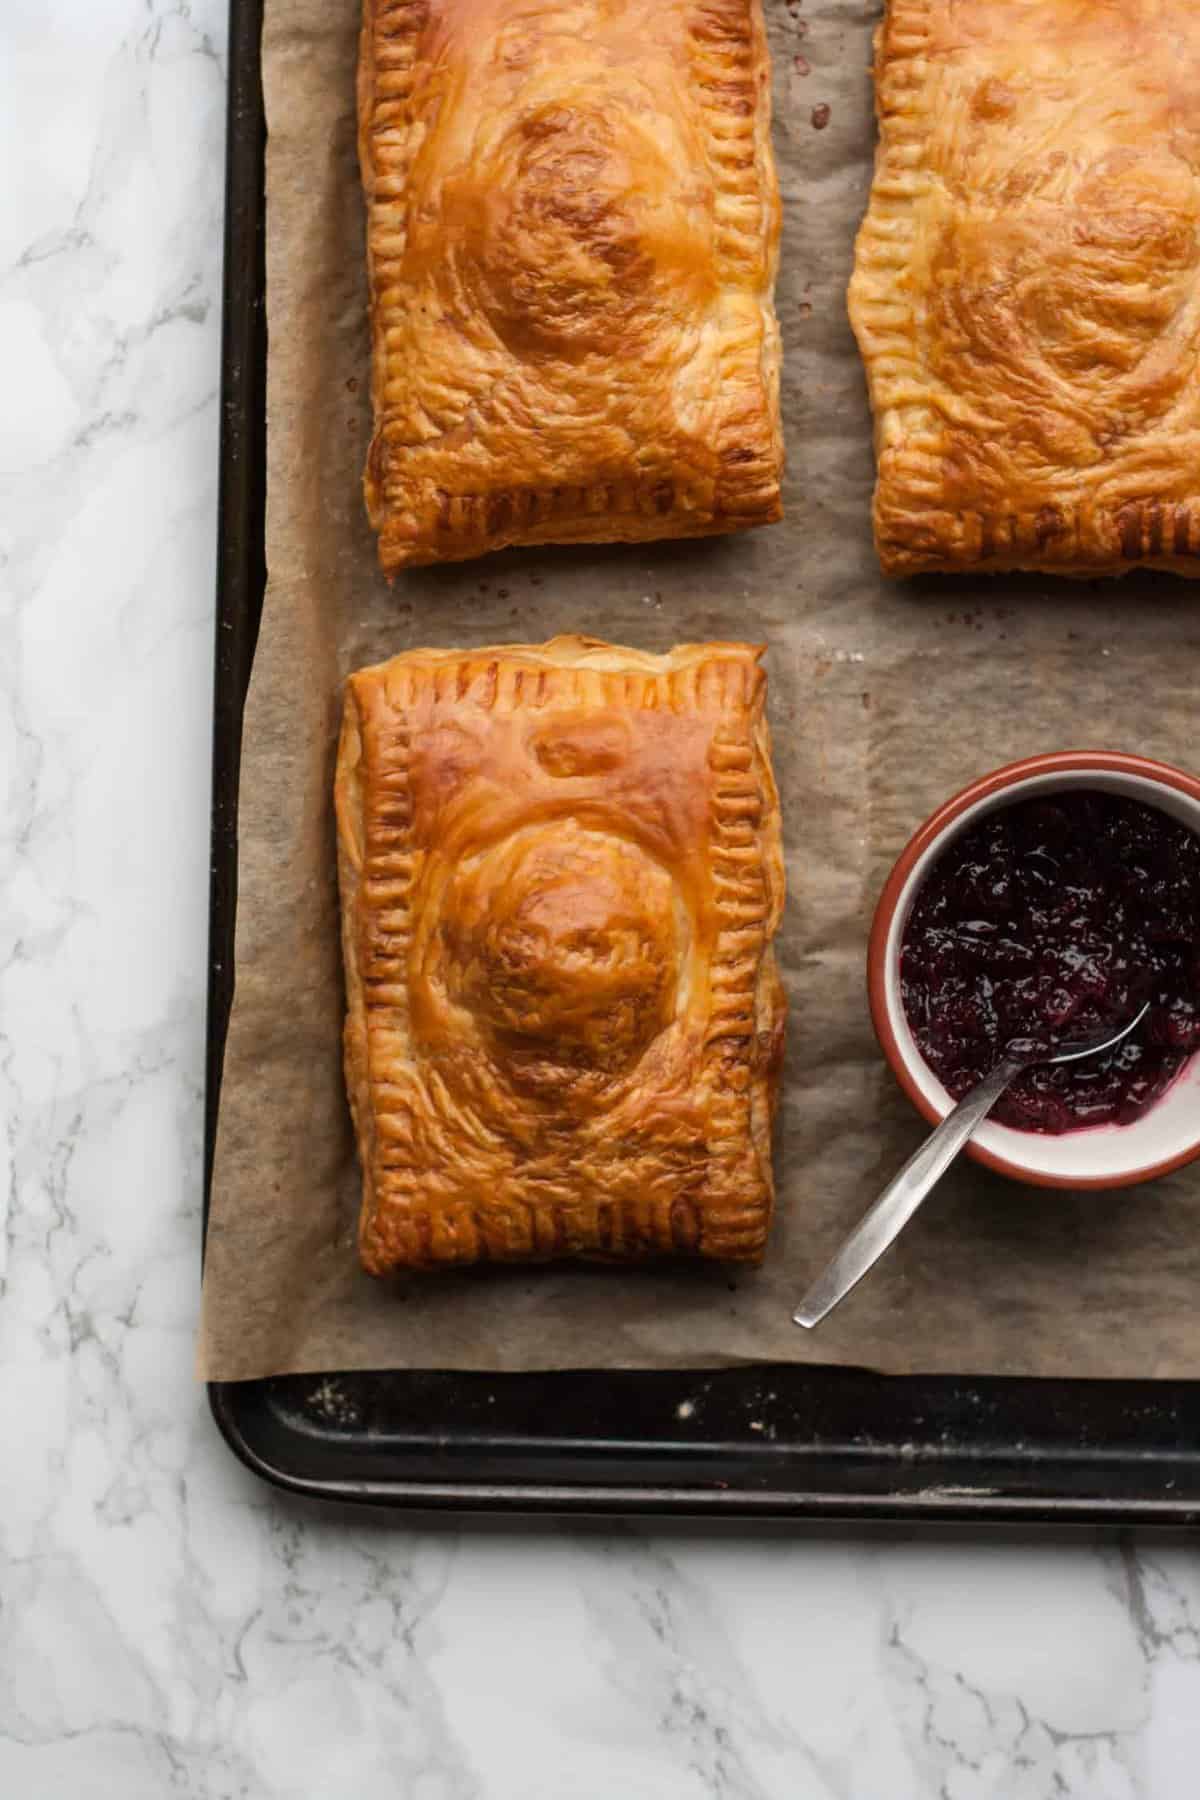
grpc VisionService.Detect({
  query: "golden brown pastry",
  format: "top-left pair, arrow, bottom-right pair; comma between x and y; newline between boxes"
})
358,0 -> 782,573
850,0 -> 1200,579
336,635 -> 786,1272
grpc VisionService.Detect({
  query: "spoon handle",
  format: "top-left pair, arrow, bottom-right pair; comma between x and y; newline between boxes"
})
793,1056 -> 1023,1330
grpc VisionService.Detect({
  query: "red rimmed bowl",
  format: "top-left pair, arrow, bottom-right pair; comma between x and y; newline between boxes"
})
868,751 -> 1200,1190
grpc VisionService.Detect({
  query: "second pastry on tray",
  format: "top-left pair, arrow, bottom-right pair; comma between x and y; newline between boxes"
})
850,0 -> 1200,580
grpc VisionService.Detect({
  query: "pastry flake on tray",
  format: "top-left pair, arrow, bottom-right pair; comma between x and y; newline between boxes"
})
358,0 -> 782,572
336,635 -> 786,1272
849,0 -> 1200,579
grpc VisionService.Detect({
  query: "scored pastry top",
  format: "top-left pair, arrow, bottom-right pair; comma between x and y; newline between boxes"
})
336,635 -> 786,1272
358,0 -> 783,570
850,0 -> 1200,578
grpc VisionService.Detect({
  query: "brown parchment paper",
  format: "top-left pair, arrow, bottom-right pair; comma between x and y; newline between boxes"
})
201,0 -> 1200,1382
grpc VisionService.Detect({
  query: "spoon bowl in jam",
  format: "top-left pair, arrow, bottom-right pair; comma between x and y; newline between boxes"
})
868,752 -> 1200,1191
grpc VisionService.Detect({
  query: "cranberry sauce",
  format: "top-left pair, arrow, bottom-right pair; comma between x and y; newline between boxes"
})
900,790 -> 1200,1134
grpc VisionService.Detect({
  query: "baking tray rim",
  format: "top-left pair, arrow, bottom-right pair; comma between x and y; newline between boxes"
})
203,0 -> 1200,1525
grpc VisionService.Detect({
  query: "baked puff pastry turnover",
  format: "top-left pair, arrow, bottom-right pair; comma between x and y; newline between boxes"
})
336,636 -> 786,1272
358,0 -> 783,572
850,0 -> 1200,579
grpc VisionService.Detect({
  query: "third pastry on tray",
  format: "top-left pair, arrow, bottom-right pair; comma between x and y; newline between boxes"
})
335,635 -> 786,1272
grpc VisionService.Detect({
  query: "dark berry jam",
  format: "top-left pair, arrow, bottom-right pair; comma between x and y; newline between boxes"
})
900,790 -> 1200,1134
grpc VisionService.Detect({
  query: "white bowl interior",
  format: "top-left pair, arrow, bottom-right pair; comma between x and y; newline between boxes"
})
884,769 -> 1200,1184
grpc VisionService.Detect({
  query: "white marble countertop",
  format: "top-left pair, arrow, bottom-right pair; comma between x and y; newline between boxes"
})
4,4 -> 1199,1795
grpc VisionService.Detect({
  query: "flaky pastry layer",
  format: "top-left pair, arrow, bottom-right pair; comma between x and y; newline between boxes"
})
358,0 -> 783,572
336,634 -> 786,1272
850,0 -> 1200,578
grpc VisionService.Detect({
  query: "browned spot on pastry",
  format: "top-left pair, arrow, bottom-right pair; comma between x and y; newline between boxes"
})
1117,504 -> 1143,560
670,1198 -> 701,1250
416,722 -> 483,800
699,79 -> 754,118
1145,502 -> 1164,557
487,493 -> 513,536
971,77 -> 1016,122
439,822 -> 679,1092
469,107 -> 659,359
1035,505 -> 1065,547
811,103 -> 831,129
531,714 -> 632,779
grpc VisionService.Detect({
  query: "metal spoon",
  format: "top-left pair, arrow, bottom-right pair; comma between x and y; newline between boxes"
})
793,1003 -> 1151,1330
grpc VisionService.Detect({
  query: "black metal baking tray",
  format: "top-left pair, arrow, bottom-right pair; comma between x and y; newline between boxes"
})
204,0 -> 1200,1522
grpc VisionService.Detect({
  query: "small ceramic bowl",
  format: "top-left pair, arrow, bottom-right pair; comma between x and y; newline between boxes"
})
868,751 -> 1200,1189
